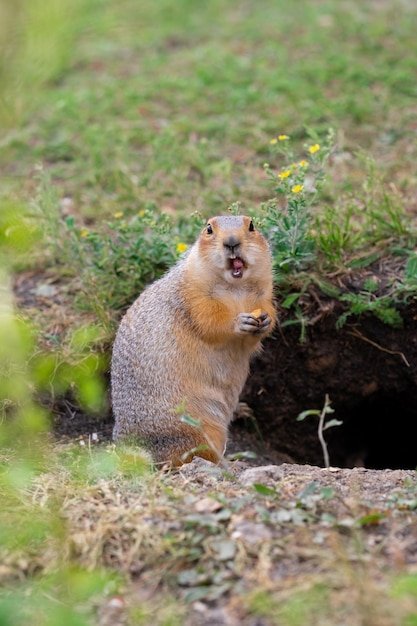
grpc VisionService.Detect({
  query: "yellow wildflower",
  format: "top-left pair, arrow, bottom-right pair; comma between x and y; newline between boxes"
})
270,138 -> 278,144
299,160 -> 309,167
137,209 -> 146,217
278,134 -> 289,141
113,211 -> 124,219
278,170 -> 291,179
80,228 -> 89,238
291,184 -> 304,194
176,242 -> 188,254
308,144 -> 320,154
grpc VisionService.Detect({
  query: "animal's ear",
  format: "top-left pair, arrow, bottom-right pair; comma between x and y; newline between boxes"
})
249,220 -> 255,232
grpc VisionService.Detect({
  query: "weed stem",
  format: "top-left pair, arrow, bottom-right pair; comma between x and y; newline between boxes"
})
318,394 -> 331,469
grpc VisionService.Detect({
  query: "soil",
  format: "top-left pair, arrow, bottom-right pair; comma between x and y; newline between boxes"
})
242,301 -> 417,470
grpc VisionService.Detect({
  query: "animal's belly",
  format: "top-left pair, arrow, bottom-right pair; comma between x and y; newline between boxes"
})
181,345 -> 250,426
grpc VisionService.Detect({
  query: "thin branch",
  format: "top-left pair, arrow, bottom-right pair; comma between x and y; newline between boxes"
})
347,328 -> 410,367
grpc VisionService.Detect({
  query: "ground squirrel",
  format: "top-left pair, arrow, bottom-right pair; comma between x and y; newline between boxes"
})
111,215 -> 276,466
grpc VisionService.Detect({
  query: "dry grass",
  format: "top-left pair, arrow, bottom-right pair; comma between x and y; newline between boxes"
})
2,448 -> 417,625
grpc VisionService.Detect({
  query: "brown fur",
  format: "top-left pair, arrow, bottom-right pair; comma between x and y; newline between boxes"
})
111,215 -> 276,467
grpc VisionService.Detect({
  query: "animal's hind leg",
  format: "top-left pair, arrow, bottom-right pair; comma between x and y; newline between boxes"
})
147,425 -> 224,468
200,417 -> 227,461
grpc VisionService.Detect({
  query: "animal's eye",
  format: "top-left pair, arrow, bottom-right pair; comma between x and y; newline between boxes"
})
249,220 -> 255,232
206,224 -> 213,234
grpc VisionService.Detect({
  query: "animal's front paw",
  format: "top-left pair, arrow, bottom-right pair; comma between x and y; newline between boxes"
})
235,312 -> 259,334
256,312 -> 273,334
235,312 -> 267,335
235,311 -> 273,335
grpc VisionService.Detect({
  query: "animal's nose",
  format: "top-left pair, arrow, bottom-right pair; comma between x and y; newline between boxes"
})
223,235 -> 240,251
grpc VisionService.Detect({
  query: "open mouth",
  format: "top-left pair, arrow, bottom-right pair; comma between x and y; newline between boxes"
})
228,257 -> 245,278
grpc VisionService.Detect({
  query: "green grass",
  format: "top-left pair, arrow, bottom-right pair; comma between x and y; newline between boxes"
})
3,0 -> 417,220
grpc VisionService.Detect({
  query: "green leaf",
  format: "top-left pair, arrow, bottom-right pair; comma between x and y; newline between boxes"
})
392,574 -> 417,597
253,483 -> 277,496
183,586 -> 212,603
348,252 -> 381,269
76,377 -> 105,413
227,450 -> 257,461
282,292 -> 301,309
210,538 -> 236,561
320,487 -> 335,500
357,512 -> 385,527
363,278 -> 379,293
180,414 -> 201,429
297,409 -> 320,421
298,481 -> 319,500
313,279 -> 341,298
405,255 -> 417,280
323,418 -> 343,430
178,569 -> 200,586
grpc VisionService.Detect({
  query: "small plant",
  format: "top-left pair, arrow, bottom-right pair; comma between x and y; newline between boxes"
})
262,129 -> 334,275
69,208 -> 178,314
315,203 -> 359,264
336,278 -> 403,329
297,394 -> 342,468
33,175 -> 201,324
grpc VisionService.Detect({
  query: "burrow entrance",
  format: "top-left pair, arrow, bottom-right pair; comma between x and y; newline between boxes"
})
241,306 -> 417,470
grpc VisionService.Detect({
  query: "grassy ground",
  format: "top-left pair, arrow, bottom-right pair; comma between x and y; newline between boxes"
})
2,445 -> 417,626
3,0 -> 417,218
2,0 -> 417,624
